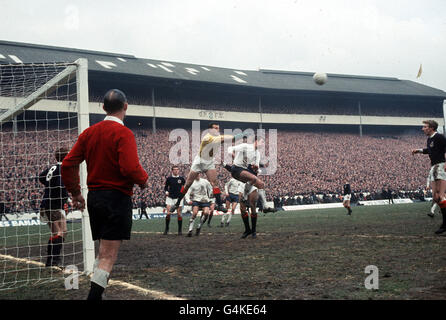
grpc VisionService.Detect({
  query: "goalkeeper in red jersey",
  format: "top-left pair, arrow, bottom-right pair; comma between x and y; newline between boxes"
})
62,89 -> 148,300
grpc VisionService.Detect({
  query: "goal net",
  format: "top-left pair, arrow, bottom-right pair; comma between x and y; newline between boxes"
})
0,59 -> 94,291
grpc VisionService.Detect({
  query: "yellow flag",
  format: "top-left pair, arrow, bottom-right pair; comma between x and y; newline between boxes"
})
417,64 -> 422,78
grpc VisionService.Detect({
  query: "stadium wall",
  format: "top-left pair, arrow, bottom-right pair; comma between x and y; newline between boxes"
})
1,97 -> 443,127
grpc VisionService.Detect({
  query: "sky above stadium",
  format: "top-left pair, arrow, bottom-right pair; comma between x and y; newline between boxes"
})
1,0 -> 446,92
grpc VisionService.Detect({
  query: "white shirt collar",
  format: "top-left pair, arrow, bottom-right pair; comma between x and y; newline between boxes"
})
430,132 -> 437,138
104,115 -> 124,126
172,175 -> 179,178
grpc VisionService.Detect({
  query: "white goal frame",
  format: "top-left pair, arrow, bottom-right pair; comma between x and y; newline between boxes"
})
0,58 -> 95,276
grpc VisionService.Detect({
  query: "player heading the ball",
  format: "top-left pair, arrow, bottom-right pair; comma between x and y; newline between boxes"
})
169,122 -> 252,214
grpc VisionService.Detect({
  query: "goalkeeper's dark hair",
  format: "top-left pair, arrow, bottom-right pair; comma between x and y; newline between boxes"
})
103,89 -> 127,113
208,122 -> 219,129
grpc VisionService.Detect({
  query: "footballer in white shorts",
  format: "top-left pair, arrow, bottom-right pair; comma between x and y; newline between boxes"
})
238,182 -> 258,202
166,197 -> 183,207
428,162 -> 446,183
190,156 -> 215,173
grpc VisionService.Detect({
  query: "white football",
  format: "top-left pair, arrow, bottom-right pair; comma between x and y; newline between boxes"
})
313,72 -> 327,85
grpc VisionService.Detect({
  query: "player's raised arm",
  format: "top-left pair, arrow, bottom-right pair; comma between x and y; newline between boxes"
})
227,143 -> 247,154
412,148 -> 426,155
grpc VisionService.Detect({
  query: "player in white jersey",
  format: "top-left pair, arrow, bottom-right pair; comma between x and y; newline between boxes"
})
225,136 -> 276,214
170,122 -> 249,214
184,175 -> 213,237
227,136 -> 264,189
221,178 -> 242,227
227,135 -> 266,238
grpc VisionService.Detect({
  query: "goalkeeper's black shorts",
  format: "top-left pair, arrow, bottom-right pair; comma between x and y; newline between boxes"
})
87,189 -> 133,240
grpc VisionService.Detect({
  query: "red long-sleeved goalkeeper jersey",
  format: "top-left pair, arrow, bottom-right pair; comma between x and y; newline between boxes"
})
61,119 -> 148,197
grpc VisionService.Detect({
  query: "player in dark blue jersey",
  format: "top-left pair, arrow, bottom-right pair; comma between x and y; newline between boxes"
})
164,166 -> 186,235
412,120 -> 446,234
39,147 -> 69,267
343,183 -> 352,215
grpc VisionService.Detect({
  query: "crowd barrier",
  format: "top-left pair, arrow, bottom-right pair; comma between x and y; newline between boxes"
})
0,198 -> 428,227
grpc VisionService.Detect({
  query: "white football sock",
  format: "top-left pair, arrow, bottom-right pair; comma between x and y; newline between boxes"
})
188,218 -> 195,232
91,268 -> 109,289
432,203 -> 439,214
258,189 -> 267,207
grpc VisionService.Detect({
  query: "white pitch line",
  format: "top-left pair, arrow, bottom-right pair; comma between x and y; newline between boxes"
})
0,254 -> 184,300
108,279 -> 185,300
132,231 -> 163,234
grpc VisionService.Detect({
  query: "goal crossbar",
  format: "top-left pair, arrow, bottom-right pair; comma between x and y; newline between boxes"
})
0,63 -> 78,124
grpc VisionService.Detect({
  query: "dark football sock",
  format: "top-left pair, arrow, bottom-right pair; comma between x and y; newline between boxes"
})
46,238 -> 53,265
165,215 -> 171,231
178,217 -> 182,232
52,235 -> 63,259
213,188 -> 223,206
441,207 -> 446,227
87,281 -> 105,300
251,214 -> 257,233
242,213 -> 251,232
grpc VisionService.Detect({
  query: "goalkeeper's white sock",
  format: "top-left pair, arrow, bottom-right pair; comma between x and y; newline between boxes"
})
91,268 -> 109,288
227,212 -> 233,223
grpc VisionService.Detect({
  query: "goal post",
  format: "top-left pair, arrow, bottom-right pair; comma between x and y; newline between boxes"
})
0,58 -> 94,290
76,59 -> 95,275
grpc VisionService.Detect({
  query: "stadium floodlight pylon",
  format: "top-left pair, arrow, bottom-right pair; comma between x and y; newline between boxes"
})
0,58 -> 94,290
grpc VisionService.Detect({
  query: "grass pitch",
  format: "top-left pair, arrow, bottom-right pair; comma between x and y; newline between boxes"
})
1,201 -> 446,300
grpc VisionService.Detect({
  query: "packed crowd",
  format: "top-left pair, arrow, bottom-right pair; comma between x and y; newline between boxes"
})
0,126 -> 432,214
